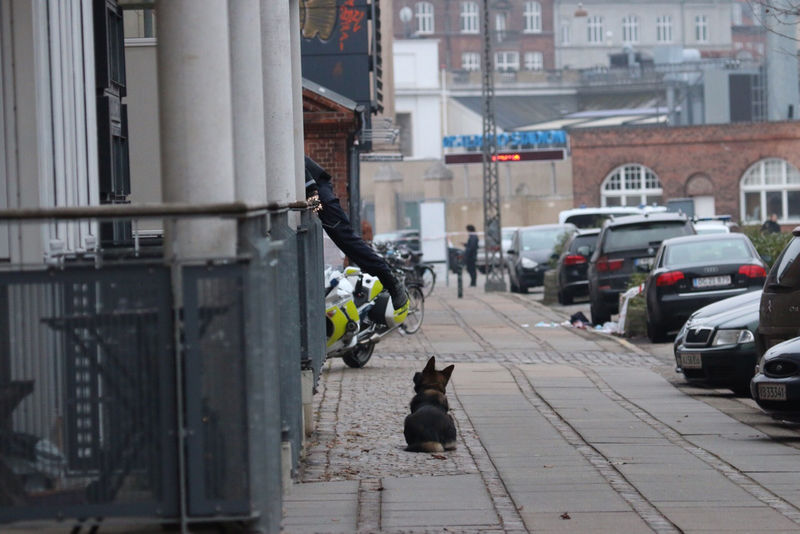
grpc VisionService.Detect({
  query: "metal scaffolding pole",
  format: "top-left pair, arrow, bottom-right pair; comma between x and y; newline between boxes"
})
481,0 -> 505,292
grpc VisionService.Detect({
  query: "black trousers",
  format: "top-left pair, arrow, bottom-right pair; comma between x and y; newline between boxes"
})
465,257 -> 477,286
316,178 -> 394,283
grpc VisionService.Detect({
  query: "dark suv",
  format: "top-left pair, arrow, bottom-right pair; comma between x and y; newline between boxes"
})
588,213 -> 695,324
756,226 -> 800,355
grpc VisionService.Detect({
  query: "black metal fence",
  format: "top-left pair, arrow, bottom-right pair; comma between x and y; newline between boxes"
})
0,204 -> 325,532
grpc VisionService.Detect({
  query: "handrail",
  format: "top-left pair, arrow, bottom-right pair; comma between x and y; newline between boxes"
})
0,200 -> 312,221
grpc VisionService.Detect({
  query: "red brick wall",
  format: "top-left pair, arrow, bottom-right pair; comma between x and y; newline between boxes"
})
569,121 -> 800,221
302,88 -> 361,210
393,0 -> 556,70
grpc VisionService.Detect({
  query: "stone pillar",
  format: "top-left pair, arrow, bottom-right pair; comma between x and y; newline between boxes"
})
156,0 -> 236,259
229,0 -> 267,204
261,0 -> 300,204
373,163 -> 403,233
288,0 -> 305,202
423,160 -> 454,200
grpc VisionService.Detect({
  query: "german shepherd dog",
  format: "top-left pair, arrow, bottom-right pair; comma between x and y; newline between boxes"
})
404,356 -> 457,452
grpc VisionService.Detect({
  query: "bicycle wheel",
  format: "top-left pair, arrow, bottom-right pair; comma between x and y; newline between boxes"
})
420,265 -> 436,297
400,286 -> 425,334
342,341 -> 375,368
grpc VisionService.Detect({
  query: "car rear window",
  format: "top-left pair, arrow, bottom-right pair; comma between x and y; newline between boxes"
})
521,229 -> 568,251
604,222 -> 690,253
773,237 -> 800,286
571,234 -> 598,255
664,239 -> 752,265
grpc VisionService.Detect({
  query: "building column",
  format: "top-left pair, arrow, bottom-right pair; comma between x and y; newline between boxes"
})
156,0 -> 236,259
230,0 -> 267,204
261,0 -> 301,204
288,0 -> 305,202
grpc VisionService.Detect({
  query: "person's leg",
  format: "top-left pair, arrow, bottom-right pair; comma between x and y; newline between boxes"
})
315,179 -> 407,307
466,261 -> 477,286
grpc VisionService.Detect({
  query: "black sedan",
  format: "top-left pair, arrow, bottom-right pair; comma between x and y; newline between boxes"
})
645,233 -> 767,342
507,224 -> 576,293
673,289 -> 761,396
751,336 -> 800,422
556,228 -> 600,304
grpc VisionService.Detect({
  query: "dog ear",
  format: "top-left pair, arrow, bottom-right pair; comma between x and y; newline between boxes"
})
440,364 -> 455,383
423,356 -> 436,373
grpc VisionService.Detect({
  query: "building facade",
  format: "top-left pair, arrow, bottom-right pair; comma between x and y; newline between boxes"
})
570,121 -> 800,225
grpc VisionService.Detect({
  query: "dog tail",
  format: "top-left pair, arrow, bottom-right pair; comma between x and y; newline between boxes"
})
405,441 -> 445,453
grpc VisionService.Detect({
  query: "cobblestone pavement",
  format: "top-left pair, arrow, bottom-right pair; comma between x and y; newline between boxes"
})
285,283 -> 800,533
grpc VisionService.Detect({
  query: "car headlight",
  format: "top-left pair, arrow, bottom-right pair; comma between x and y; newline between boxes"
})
712,329 -> 755,346
521,257 -> 538,269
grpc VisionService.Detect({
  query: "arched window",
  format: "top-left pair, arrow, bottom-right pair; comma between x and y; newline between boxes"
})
740,158 -> 800,224
523,2 -> 542,33
415,2 -> 434,34
601,164 -> 663,207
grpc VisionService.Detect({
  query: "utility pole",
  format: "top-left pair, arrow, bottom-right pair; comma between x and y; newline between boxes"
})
481,0 -> 505,291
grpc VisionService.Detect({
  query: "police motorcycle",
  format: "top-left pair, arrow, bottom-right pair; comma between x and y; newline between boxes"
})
325,265 -> 415,368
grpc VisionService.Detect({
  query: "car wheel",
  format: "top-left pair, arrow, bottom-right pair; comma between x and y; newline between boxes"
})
646,319 -> 667,343
519,283 -> 528,294
590,296 -> 610,325
508,269 -> 519,292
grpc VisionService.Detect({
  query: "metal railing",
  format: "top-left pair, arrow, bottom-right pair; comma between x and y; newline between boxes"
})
0,202 -> 325,532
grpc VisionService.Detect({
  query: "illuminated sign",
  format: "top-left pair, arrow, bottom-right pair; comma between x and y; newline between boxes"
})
442,130 -> 567,150
444,149 -> 565,164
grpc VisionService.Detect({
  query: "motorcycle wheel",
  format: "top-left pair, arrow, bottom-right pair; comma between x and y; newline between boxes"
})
401,286 -> 425,334
420,265 -> 436,298
342,341 -> 375,368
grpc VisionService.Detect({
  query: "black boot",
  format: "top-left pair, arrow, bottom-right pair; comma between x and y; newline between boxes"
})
382,274 -> 408,310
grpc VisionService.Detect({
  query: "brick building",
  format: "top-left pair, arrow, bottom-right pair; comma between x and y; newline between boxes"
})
570,121 -> 800,226
394,0 -> 556,72
303,81 -> 363,211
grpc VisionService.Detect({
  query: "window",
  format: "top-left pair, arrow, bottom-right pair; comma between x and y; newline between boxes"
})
587,15 -> 604,44
123,9 -> 156,39
495,51 -> 519,72
495,12 -> 507,42
622,15 -> 639,43
462,52 -> 481,71
460,2 -> 479,33
523,2 -> 542,33
415,2 -> 434,34
656,15 -> 673,43
560,20 -> 572,45
695,14 -> 708,43
740,158 -> 800,223
396,113 -> 413,157
601,164 -> 663,207
524,51 -> 543,71
732,3 -> 743,25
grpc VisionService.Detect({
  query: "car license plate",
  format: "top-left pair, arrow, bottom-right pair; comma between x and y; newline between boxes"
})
757,383 -> 787,401
680,352 -> 702,369
692,275 -> 731,288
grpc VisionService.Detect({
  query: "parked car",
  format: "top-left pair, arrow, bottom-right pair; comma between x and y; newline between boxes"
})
555,228 -> 600,304
644,233 -> 767,341
558,206 -> 667,229
756,227 -> 800,356
587,212 -> 695,325
506,224 -> 576,293
373,229 -> 421,252
751,336 -> 800,422
693,217 -> 736,235
673,289 -> 762,396
477,227 -> 519,274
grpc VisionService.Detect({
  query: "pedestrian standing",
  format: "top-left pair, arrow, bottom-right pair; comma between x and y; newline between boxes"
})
464,225 -> 479,287
761,213 -> 781,234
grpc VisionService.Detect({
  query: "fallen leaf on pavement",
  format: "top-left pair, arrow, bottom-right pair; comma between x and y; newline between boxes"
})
560,512 -> 571,520
431,454 -> 447,460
